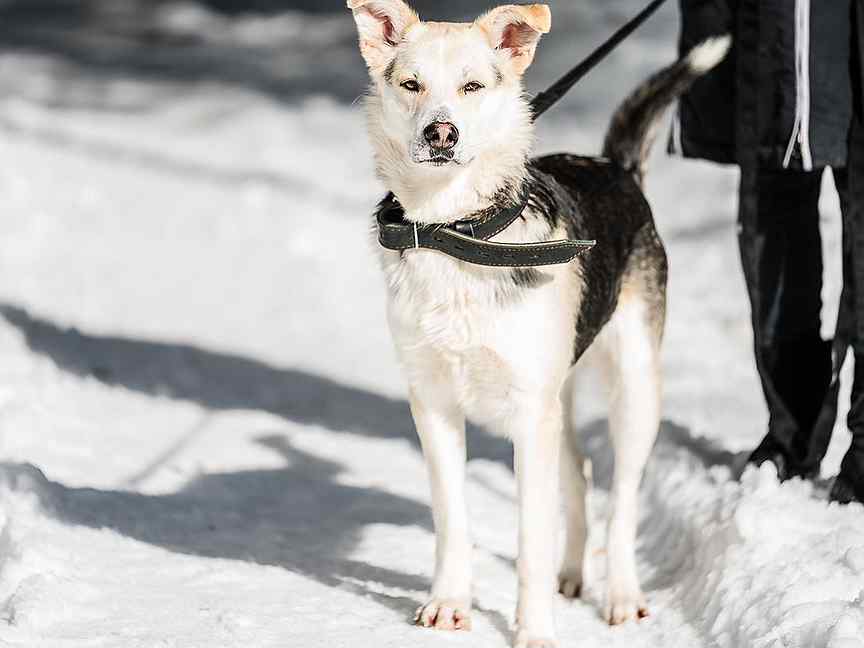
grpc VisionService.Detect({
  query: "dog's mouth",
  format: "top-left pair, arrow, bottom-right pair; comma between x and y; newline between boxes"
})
419,151 -> 460,166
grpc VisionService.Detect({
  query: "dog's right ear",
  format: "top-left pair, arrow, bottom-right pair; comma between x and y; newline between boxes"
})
475,4 -> 551,75
347,0 -> 419,73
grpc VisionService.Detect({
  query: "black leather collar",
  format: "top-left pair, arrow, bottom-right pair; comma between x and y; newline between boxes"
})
375,185 -> 595,267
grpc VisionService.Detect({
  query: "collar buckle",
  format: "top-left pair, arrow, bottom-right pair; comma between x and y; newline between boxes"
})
453,221 -> 475,237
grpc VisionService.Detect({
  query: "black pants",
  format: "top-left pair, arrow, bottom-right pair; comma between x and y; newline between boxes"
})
835,123 -> 864,489
739,129 -> 864,486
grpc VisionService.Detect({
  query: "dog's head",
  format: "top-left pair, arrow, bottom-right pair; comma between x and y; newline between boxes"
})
348,0 -> 549,196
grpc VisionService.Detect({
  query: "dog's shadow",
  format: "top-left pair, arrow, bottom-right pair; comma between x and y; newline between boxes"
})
1,435 -> 434,616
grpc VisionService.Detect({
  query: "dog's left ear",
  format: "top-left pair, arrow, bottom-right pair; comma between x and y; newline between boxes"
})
475,4 -> 551,75
347,0 -> 419,73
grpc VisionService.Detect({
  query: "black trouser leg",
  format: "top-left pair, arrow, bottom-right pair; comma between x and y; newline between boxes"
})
739,166 -> 835,477
836,360 -> 864,502
831,121 -> 864,503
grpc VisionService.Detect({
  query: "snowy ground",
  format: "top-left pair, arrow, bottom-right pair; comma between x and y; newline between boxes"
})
0,1 -> 862,647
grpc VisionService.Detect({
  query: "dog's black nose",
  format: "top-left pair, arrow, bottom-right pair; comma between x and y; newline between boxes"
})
423,121 -> 459,150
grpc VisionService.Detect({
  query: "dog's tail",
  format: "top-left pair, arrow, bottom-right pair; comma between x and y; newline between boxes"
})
602,35 -> 731,184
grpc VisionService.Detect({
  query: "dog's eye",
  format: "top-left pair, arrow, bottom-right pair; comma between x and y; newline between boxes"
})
400,79 -> 421,93
462,81 -> 485,94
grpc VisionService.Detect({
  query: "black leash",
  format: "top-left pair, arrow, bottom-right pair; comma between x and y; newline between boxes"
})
377,0 -> 668,267
530,0 -> 668,120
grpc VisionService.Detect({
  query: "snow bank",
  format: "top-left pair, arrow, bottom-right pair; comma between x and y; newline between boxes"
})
643,452 -> 864,648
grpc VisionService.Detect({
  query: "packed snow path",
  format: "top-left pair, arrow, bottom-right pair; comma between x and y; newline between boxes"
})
0,2 -> 862,647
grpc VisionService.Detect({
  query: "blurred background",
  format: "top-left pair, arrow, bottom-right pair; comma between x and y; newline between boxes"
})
0,2 -> 858,648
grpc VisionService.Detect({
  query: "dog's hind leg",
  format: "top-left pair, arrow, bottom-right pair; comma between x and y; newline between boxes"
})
603,285 -> 663,625
558,370 -> 588,600
409,386 -> 473,631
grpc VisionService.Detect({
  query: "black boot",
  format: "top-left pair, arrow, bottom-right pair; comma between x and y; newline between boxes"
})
830,455 -> 864,504
745,335 -> 833,481
748,434 -> 819,481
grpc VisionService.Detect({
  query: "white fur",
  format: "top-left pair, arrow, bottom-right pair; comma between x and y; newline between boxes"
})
687,35 -> 732,73
348,3 -> 664,646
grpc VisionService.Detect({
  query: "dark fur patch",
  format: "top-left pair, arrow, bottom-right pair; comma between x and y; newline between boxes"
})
383,58 -> 397,84
511,267 -> 541,287
525,155 -> 666,363
494,268 -> 549,306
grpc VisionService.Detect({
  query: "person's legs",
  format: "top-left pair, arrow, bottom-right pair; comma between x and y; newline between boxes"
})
740,166 -> 834,478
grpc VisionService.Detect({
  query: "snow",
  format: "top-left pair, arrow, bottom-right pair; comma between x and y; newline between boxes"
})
0,1 -> 862,646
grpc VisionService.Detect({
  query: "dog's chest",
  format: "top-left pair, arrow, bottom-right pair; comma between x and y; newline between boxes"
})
386,252 -> 527,419
381,206 -> 558,352
382,247 -> 575,423
388,251 -> 501,350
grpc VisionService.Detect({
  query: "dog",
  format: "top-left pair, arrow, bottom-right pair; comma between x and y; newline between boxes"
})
347,1 -> 729,645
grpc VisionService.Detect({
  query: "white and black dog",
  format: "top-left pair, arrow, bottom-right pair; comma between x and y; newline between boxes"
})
347,2 -> 728,645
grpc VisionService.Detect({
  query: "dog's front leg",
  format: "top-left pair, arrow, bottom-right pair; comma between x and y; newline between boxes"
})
409,387 -> 473,631
510,401 -> 562,648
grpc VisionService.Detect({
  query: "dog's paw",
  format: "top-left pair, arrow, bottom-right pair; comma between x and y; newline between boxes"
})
557,567 -> 583,599
604,588 -> 649,625
414,598 -> 472,631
